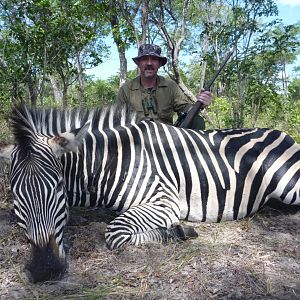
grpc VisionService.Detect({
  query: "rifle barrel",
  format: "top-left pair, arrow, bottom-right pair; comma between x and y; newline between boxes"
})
178,49 -> 234,128
204,50 -> 234,90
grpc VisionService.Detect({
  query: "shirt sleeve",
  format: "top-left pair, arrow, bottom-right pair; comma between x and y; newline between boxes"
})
116,84 -> 129,104
172,82 -> 193,114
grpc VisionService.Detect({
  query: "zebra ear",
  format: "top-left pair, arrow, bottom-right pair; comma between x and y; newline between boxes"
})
0,143 -> 15,160
49,121 -> 90,157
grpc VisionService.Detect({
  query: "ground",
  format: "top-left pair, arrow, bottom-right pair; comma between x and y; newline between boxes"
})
0,164 -> 300,299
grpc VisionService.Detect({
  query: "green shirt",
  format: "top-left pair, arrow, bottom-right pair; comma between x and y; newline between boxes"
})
116,75 -> 192,125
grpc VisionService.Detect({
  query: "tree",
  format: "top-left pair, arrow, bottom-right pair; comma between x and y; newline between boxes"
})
150,0 -> 197,102
180,0 -> 299,128
107,0 -> 153,86
288,78 -> 300,101
107,0 -> 138,87
0,0 -> 109,107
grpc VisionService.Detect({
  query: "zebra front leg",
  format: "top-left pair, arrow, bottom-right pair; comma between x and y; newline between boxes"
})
105,201 -> 191,250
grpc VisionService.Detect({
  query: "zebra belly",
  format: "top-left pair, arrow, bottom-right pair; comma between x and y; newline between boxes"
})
180,195 -> 236,223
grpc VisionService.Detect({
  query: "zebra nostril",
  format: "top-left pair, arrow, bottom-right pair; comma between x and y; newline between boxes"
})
25,242 -> 67,283
25,256 -> 67,283
25,262 -> 67,283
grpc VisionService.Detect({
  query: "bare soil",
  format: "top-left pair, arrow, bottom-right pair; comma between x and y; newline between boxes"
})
0,165 -> 299,300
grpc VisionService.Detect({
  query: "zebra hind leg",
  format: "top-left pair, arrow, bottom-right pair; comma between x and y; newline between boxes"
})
166,223 -> 198,241
148,223 -> 194,244
105,202 -> 197,250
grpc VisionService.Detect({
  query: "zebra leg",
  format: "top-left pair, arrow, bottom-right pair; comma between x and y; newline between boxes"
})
105,201 -> 193,250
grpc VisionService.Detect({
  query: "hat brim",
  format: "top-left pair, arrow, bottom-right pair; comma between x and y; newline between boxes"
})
132,55 -> 167,66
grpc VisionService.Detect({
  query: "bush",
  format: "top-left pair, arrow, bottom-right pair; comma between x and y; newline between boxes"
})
207,95 -> 300,143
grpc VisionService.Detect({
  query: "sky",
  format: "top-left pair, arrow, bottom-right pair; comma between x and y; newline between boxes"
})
86,0 -> 300,80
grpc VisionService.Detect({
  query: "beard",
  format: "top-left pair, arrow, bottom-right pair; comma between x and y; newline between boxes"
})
142,66 -> 157,79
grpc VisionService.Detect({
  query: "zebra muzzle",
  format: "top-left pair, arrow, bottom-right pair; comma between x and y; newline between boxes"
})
25,236 -> 67,283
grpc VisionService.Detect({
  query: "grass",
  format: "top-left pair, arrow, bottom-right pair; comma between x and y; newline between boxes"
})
0,171 -> 299,299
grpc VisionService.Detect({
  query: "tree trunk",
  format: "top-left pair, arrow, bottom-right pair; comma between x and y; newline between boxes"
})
62,83 -> 68,110
281,61 -> 288,96
112,0 -> 145,83
118,49 -> 127,86
27,71 -> 38,107
140,0 -> 149,45
110,12 -> 127,87
50,76 -> 63,103
76,52 -> 85,108
200,35 -> 209,91
59,71 -> 68,109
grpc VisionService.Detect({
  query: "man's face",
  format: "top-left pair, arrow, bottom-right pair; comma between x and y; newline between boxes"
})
137,56 -> 162,79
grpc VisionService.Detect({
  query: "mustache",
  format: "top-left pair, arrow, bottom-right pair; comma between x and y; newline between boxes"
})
144,66 -> 155,70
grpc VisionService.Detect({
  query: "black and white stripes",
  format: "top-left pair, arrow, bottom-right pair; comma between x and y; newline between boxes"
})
61,109 -> 299,248
1,103 -> 299,281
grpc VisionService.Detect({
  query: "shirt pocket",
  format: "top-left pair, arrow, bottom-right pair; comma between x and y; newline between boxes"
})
156,94 -> 173,124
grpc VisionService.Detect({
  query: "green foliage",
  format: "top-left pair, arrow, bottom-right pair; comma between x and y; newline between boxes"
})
0,0 -> 109,105
207,97 -> 233,129
0,0 -> 299,145
0,118 -> 11,142
288,78 -> 300,101
207,95 -> 300,143
126,69 -> 138,80
81,79 -> 118,108
79,69 -> 138,108
280,100 -> 300,143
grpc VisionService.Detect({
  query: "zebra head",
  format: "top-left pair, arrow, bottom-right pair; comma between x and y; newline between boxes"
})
0,105 -> 89,282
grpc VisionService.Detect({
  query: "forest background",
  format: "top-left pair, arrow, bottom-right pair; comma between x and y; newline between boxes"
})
0,0 -> 300,142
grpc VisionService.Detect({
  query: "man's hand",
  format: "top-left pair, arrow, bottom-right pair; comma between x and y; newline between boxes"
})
196,89 -> 212,108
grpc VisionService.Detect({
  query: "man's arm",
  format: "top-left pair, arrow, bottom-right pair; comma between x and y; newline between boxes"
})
172,82 -> 192,114
116,85 -> 128,104
172,83 -> 212,113
172,83 -> 212,129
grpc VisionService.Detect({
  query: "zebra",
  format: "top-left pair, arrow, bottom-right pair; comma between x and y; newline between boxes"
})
0,103 -> 299,282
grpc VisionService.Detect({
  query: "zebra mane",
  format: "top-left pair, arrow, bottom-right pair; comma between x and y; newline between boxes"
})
10,102 -> 137,145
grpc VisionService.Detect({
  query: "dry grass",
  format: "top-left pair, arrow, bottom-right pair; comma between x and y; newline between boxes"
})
0,165 -> 299,299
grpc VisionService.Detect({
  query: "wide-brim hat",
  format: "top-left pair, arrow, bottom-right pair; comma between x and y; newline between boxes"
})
132,44 -> 167,66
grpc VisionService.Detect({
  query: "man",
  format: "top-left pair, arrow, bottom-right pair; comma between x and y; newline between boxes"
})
117,44 -> 212,129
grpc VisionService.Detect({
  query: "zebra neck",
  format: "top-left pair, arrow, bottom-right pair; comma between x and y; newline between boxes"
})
63,132 -> 119,208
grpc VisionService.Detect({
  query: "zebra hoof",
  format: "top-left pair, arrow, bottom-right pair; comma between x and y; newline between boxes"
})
171,223 -> 198,241
171,223 -> 187,241
181,224 -> 199,238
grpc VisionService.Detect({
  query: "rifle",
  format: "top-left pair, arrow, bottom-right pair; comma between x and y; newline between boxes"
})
174,49 -> 234,128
